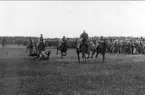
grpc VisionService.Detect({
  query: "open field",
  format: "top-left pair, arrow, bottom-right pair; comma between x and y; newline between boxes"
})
0,45 -> 145,95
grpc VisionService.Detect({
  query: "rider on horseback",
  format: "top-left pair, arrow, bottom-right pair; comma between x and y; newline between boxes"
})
62,36 -> 67,44
98,36 -> 105,43
61,36 -> 67,47
80,30 -> 89,48
40,34 -> 44,42
95,36 -> 105,49
37,34 -> 45,56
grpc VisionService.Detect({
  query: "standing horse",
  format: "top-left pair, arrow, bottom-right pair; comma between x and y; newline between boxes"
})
76,39 -> 91,63
90,40 -> 107,62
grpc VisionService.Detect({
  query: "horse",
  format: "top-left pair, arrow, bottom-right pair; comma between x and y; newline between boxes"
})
76,39 -> 91,63
59,42 -> 68,59
36,50 -> 51,61
37,41 -> 46,56
56,39 -> 68,58
90,39 -> 107,62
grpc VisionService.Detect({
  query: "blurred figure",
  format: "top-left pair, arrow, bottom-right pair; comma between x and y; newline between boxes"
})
40,34 -> 44,42
62,36 -> 67,45
98,36 -> 105,43
26,37 -> 33,56
80,30 -> 89,48
37,50 -> 51,60
1,37 -> 6,48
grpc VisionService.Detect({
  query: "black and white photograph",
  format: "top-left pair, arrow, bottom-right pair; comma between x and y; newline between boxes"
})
0,1 -> 145,95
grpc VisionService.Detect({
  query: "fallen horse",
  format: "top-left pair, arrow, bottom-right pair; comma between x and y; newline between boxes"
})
31,50 -> 51,61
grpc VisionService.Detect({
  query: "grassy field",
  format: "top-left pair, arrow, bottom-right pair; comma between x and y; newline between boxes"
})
0,45 -> 145,95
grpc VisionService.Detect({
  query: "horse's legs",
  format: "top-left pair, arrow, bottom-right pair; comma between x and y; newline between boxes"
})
81,52 -> 86,62
90,50 -> 96,58
82,53 -> 84,58
56,48 -> 58,54
84,53 -> 87,62
65,51 -> 67,55
87,52 -> 90,59
102,53 -> 106,62
77,51 -> 80,63
64,51 -> 66,56
95,52 -> 99,59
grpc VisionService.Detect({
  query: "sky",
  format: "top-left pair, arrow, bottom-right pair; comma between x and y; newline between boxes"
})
0,1 -> 145,38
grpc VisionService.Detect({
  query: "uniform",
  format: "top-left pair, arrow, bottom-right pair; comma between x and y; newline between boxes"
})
62,37 -> 67,44
98,37 -> 104,44
61,37 -> 67,48
80,30 -> 89,47
40,34 -> 44,42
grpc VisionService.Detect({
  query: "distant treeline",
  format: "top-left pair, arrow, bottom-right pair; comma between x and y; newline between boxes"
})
0,36 -> 143,48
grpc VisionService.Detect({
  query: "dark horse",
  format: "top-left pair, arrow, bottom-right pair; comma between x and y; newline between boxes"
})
59,43 -> 68,59
76,39 -> 91,63
90,40 -> 107,62
56,39 -> 68,58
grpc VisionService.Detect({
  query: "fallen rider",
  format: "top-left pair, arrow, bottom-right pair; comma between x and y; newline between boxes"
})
33,50 -> 51,60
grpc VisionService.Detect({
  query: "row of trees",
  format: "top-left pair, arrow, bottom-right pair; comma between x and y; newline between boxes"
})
0,36 -> 144,48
